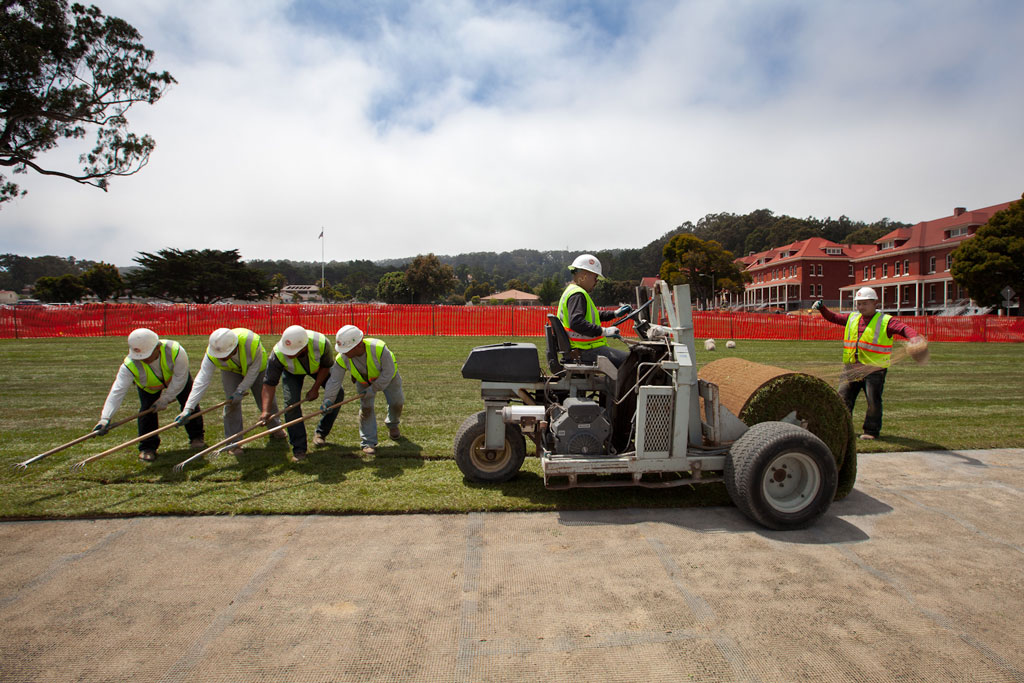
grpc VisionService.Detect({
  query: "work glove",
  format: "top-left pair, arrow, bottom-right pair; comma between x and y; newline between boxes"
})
811,300 -> 823,311
174,408 -> 193,425
321,398 -> 334,412
602,326 -> 621,338
227,390 -> 245,407
92,419 -> 110,436
614,304 -> 633,317
154,396 -> 171,411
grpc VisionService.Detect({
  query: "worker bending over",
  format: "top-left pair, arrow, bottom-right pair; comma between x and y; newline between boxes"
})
177,327 -> 284,456
260,325 -> 335,462
321,325 -> 404,455
558,253 -> 632,368
93,327 -> 206,461
813,287 -> 925,440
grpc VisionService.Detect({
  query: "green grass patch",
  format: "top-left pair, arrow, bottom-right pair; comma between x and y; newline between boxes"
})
1,336 -> 1021,518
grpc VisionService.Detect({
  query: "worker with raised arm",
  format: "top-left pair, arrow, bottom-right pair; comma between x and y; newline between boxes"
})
320,325 -> 404,455
557,254 -> 632,368
813,287 -> 926,440
93,327 -> 206,461
259,324 -> 335,462
176,327 -> 285,456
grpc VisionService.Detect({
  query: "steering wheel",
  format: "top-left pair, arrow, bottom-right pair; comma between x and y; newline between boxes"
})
610,297 -> 654,326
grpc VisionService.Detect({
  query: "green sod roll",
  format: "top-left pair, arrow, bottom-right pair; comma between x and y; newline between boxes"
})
699,357 -> 856,499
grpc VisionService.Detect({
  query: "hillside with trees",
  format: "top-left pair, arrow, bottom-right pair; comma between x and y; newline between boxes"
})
5,208 -> 909,304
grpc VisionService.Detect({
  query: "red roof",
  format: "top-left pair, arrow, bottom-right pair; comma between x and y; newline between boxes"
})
739,237 -> 873,270
865,201 -> 1014,255
480,289 -> 538,301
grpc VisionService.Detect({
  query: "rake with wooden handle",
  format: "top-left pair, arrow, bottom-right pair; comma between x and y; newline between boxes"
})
171,400 -> 306,472
13,406 -> 159,469
213,394 -> 360,455
70,400 -> 229,471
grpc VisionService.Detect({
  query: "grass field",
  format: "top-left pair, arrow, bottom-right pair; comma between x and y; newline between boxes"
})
1,335 -> 1022,519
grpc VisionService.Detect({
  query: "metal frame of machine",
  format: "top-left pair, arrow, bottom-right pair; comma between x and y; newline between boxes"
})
456,281 -> 839,529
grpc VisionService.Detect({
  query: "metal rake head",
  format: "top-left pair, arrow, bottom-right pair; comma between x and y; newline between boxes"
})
13,461 -> 29,470
70,461 -> 87,472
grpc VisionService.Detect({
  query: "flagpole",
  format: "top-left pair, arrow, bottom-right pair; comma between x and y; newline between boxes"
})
320,226 -> 325,303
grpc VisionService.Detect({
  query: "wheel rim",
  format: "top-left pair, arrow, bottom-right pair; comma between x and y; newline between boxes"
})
468,433 -> 512,473
761,451 -> 821,513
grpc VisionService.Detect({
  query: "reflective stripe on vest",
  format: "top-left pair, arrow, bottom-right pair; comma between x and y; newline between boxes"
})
208,328 -> 268,375
843,312 -> 894,367
124,340 -> 181,394
557,284 -> 607,350
273,331 -> 328,376
337,338 -> 396,385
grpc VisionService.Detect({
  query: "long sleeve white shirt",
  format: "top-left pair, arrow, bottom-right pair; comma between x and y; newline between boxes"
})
100,343 -> 190,420
184,350 -> 262,411
323,348 -> 397,403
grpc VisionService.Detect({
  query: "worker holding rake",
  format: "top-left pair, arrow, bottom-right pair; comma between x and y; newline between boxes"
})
813,287 -> 926,440
260,324 -> 335,462
320,325 -> 404,456
177,327 -> 285,456
93,328 -> 206,461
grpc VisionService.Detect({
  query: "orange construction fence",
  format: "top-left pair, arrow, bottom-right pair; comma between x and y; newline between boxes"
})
1,303 -> 1022,342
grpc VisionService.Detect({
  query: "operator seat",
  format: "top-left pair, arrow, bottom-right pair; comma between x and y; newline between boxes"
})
545,314 -> 579,373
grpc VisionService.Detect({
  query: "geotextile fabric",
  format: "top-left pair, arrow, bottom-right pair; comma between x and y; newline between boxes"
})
699,357 -> 857,499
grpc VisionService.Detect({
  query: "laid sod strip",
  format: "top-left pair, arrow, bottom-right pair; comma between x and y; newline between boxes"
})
1,336 -> 1022,518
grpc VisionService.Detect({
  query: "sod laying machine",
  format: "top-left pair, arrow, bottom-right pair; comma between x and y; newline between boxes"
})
456,281 -> 857,530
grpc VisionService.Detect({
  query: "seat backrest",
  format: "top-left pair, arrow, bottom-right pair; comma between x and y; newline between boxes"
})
545,314 -> 575,373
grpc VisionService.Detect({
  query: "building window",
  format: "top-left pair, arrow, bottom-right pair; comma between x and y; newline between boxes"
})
904,259 -> 910,275
928,284 -> 936,302
825,247 -> 842,255
945,253 -> 952,271
817,264 -> 823,276
871,265 -> 877,279
946,226 -> 968,239
863,266 -> 869,280
902,286 -> 910,303
849,265 -> 854,277
895,261 -> 901,276
882,263 -> 888,278
929,256 -> 936,274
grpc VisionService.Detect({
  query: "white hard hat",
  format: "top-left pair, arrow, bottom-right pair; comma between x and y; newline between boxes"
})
277,325 -> 309,355
127,328 -> 159,360
208,328 -> 238,359
854,286 -> 878,301
569,253 -> 603,277
335,324 -> 364,354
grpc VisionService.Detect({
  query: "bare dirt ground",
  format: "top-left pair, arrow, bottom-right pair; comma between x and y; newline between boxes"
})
2,448 -> 1022,683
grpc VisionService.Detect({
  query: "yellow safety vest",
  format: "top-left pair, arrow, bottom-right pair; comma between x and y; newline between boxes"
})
274,331 -> 329,376
208,328 -> 268,375
557,283 -> 607,350
124,340 -> 181,394
843,312 -> 894,367
337,338 -> 397,386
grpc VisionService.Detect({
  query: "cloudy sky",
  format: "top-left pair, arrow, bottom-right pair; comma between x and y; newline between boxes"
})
3,0 -> 1023,267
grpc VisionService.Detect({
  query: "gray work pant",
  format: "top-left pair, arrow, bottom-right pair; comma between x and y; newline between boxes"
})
221,369 -> 280,440
355,374 -> 404,447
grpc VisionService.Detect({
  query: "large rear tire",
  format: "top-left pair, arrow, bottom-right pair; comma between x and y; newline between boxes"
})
725,421 -> 838,530
454,410 -> 526,483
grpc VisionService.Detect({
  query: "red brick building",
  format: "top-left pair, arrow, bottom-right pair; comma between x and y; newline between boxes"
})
734,201 -> 1013,314
839,202 -> 1013,314
732,238 -> 874,312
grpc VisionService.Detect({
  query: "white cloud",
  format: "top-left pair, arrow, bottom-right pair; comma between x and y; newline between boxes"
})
3,0 -> 1022,267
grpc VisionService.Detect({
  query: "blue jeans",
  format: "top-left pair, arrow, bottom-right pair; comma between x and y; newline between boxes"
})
839,367 -> 887,437
280,372 -> 338,454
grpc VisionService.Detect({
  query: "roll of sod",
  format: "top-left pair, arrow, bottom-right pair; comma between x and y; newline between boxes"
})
699,357 -> 856,499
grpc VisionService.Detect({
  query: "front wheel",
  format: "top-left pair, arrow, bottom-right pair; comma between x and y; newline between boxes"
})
725,421 -> 838,530
454,410 -> 526,483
